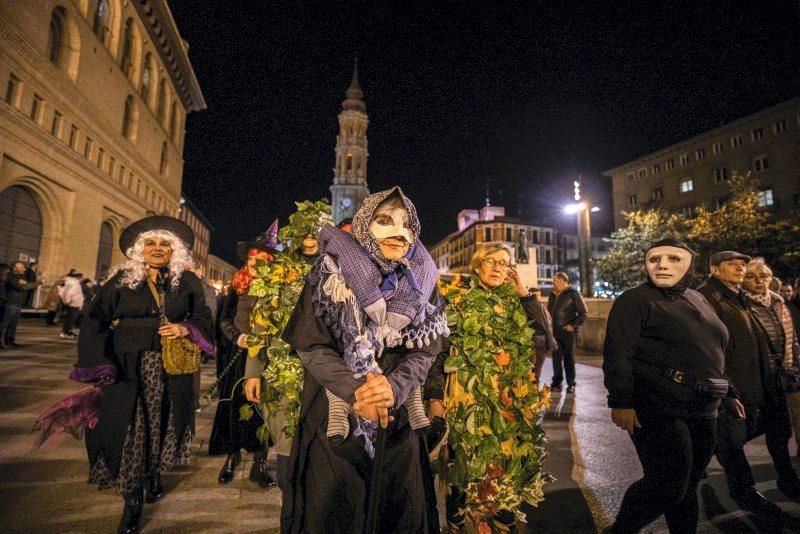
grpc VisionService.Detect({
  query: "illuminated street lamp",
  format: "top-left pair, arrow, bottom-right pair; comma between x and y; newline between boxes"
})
564,179 -> 595,298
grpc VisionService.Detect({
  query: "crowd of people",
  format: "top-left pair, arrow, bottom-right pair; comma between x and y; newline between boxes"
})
604,242 -> 800,533
20,185 -> 800,533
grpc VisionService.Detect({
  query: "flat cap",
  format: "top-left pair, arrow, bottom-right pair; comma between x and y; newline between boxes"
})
710,250 -> 751,267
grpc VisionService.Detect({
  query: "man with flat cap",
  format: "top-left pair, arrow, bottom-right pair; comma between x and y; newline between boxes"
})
698,251 -> 799,513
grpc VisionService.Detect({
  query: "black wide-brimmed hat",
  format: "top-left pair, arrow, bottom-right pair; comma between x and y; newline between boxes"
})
235,219 -> 281,261
119,216 -> 194,256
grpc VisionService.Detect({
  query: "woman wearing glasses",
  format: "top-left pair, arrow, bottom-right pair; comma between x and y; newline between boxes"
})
433,244 -> 550,532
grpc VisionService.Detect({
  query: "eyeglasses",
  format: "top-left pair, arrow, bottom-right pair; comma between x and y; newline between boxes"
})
482,258 -> 510,269
744,274 -> 772,281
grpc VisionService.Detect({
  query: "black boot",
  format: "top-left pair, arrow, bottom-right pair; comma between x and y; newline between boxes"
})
249,449 -> 276,488
218,452 -> 241,484
118,488 -> 143,534
145,473 -> 164,503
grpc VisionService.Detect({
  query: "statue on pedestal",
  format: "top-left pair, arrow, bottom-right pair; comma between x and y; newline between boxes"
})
515,229 -> 530,264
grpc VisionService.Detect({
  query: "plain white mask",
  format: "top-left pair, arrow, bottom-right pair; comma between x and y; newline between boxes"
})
369,205 -> 415,244
645,246 -> 692,288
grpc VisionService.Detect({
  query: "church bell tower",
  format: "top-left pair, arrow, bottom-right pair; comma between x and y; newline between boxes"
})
330,59 -> 370,223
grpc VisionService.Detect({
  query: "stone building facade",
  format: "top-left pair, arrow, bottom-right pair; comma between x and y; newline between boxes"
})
429,205 -> 560,289
206,253 -> 236,292
329,61 -> 370,223
605,97 -> 800,229
176,195 -> 211,275
0,0 -> 204,287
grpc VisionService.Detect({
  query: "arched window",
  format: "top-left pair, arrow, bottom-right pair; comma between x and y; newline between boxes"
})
47,8 -> 65,65
122,95 -> 136,140
141,53 -> 154,103
156,78 -> 167,123
159,142 -> 168,175
168,101 -> 178,139
92,0 -> 110,44
120,18 -> 134,78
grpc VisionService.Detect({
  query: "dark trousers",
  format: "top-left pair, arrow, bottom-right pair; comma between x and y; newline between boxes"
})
612,414 -> 717,533
1,304 -> 21,344
61,306 -> 80,334
716,401 -> 797,496
552,331 -> 576,386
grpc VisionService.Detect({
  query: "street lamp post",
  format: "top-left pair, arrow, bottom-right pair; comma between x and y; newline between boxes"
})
566,180 -> 594,298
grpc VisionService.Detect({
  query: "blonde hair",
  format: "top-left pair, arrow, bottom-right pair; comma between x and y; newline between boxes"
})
470,244 -> 513,273
109,230 -> 193,291
745,257 -> 773,276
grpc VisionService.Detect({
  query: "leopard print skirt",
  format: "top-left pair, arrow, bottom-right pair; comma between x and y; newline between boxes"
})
89,351 -> 192,493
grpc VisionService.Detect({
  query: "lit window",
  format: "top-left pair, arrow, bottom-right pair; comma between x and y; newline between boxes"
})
757,189 -> 774,208
713,167 -> 729,183
680,179 -> 693,193
751,128 -> 764,141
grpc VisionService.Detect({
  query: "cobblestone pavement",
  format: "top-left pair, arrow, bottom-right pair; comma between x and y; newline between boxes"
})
1,320 -> 799,533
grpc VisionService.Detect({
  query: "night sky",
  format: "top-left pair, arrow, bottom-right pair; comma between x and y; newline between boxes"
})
169,0 -> 800,265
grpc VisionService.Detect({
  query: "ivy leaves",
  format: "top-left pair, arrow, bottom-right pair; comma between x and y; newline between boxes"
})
442,276 -> 550,523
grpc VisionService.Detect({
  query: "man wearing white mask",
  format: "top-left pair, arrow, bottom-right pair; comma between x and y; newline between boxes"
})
603,239 -> 742,533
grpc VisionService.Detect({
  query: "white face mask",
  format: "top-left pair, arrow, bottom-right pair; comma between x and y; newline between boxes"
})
645,246 -> 692,288
369,205 -> 415,244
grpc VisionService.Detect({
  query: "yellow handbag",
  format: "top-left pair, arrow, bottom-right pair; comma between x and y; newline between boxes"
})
147,278 -> 201,375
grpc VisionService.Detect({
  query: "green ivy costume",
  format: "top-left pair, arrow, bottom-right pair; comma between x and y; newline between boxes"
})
441,276 -> 551,528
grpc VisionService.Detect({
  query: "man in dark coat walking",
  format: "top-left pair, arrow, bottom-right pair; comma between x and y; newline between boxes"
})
697,251 -> 791,514
1,261 -> 41,348
547,272 -> 588,393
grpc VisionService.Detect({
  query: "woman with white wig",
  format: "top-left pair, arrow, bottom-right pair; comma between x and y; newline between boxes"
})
67,215 -> 213,533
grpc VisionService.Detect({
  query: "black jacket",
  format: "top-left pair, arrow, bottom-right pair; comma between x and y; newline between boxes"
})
74,270 -> 213,477
603,282 -> 728,417
5,272 -> 40,306
547,287 -> 588,333
697,276 -> 772,406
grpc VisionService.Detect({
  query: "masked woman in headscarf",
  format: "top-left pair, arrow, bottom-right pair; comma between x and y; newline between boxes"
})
69,216 -> 213,534
208,223 -> 281,487
603,239 -> 744,533
280,187 -> 448,533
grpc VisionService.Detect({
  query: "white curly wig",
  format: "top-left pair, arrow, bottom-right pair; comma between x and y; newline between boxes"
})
109,230 -> 193,291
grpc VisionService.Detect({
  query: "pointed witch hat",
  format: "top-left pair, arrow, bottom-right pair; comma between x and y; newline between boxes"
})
235,219 -> 281,261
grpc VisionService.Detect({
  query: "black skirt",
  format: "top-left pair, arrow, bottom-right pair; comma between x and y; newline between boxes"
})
208,343 -> 264,455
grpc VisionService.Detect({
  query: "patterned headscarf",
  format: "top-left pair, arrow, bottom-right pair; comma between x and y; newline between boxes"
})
351,187 -> 422,271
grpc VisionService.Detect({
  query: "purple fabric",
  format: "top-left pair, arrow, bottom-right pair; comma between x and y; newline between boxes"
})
69,364 -> 117,385
318,226 -> 438,323
32,386 -> 103,449
182,322 -> 215,355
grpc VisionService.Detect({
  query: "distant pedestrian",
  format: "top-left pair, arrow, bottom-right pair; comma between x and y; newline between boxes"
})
1,261 -> 41,348
23,261 -> 38,307
58,272 -> 84,338
780,283 -> 800,333
547,272 -> 587,393
529,287 -> 557,383
604,240 -> 738,533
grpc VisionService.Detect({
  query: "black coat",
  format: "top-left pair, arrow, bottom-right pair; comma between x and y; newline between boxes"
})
547,286 -> 588,334
697,276 -> 774,407
208,290 -> 263,454
280,273 -> 442,533
74,270 -> 212,477
603,282 -> 728,417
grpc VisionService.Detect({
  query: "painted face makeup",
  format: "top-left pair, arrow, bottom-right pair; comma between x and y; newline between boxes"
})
645,246 -> 692,288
